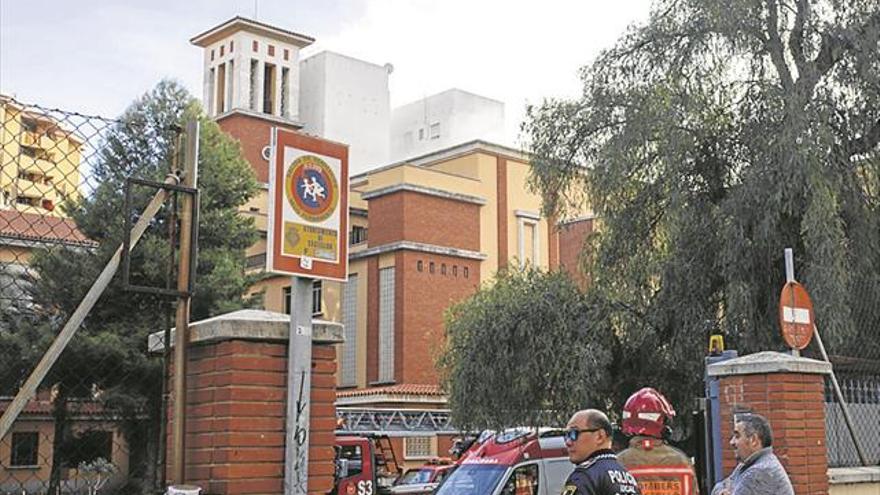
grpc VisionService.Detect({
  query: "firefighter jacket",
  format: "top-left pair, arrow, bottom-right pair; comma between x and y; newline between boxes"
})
561,449 -> 642,495
618,436 -> 699,495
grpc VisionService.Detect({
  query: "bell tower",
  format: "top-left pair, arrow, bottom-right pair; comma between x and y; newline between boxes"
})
191,16 -> 314,121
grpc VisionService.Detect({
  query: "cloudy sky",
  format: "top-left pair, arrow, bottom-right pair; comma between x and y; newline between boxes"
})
0,0 -> 652,145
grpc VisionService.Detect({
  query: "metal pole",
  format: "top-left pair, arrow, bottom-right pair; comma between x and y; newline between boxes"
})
813,325 -> 869,466
0,174 -> 180,442
783,248 -> 800,357
284,276 -> 313,495
171,120 -> 200,485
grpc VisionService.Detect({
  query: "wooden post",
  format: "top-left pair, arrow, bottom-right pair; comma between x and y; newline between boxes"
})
171,119 -> 200,485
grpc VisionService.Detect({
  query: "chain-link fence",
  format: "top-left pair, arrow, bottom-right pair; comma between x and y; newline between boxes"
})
0,96 -> 185,494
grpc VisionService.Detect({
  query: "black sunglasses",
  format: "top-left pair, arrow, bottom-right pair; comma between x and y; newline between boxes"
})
564,427 -> 602,442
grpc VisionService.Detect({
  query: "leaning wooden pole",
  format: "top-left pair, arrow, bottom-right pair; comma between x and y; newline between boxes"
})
0,175 -> 180,442
171,119 -> 199,485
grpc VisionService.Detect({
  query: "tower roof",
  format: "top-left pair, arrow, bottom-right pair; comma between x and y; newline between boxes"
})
190,16 -> 315,48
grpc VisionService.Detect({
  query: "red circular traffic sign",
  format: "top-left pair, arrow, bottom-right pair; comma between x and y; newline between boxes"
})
778,281 -> 815,350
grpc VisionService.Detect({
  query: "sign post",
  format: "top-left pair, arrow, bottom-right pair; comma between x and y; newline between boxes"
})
267,128 -> 348,494
780,248 -> 868,466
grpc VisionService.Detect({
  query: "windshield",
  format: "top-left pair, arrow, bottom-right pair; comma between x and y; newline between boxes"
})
395,468 -> 434,485
435,465 -> 508,495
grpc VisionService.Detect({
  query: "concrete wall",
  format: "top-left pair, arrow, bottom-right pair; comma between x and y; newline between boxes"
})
390,90 -> 504,161
300,51 -> 391,175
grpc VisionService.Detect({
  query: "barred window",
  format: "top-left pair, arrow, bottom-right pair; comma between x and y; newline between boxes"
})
378,267 -> 395,383
10,432 -> 39,467
341,274 -> 358,387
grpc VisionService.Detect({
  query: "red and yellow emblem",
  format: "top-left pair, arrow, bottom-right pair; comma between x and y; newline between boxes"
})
285,154 -> 339,223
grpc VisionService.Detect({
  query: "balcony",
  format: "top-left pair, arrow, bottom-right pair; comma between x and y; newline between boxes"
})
21,131 -> 56,150
16,178 -> 56,199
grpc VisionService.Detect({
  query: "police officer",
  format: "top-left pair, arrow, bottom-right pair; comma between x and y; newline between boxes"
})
617,388 -> 699,495
561,409 -> 642,495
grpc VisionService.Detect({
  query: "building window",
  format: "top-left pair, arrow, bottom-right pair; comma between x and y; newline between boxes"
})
10,432 -> 39,467
210,49 -> 215,61
312,280 -> 323,315
441,264 -> 446,275
268,44 -> 275,56
227,60 -> 234,111
418,128 -> 425,141
464,267 -> 469,278
21,118 -> 37,133
230,40 -> 234,52
71,430 -> 112,465
417,260 -> 423,272
341,274 -> 358,387
378,267 -> 395,383
350,225 -> 368,245
516,212 -> 541,268
429,262 -> 435,274
263,63 -> 277,114
283,281 -> 321,315
284,48 -> 290,61
430,122 -> 440,139
252,40 -> 259,52
453,265 -> 458,277
404,437 -> 432,460
216,62 -> 227,113
220,45 -> 224,56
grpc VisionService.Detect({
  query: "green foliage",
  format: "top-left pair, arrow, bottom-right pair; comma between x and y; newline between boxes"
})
523,0 -> 880,414
438,267 -> 612,430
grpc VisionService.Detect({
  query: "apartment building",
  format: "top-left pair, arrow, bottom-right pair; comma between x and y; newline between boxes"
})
0,95 -> 82,217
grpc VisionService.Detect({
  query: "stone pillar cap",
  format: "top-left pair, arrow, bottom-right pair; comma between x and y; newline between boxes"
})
707,350 -> 832,377
147,309 -> 344,352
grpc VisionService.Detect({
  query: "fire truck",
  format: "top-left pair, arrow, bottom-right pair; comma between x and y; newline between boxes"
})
332,435 -> 402,495
432,428 -> 574,495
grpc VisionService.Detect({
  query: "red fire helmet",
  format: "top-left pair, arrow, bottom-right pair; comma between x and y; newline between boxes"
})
621,387 -> 676,438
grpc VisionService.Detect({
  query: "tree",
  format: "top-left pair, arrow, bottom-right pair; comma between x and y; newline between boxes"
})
1,80 -> 259,493
524,0 -> 880,415
437,267 -> 612,430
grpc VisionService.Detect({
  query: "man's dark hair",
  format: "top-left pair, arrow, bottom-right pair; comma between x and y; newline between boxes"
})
585,410 -> 614,438
735,413 -> 773,448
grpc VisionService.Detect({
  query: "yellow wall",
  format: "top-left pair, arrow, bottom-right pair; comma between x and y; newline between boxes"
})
829,482 -> 880,495
505,158 -> 550,269
0,418 -> 129,489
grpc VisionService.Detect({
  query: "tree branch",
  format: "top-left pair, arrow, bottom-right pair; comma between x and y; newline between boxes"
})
814,8 -> 880,81
789,0 -> 808,77
765,0 -> 794,91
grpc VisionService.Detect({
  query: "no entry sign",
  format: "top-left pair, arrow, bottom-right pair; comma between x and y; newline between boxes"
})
778,281 -> 815,350
267,129 -> 349,281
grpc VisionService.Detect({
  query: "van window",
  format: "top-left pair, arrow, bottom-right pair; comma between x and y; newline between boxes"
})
542,459 -> 575,494
501,464 -> 539,495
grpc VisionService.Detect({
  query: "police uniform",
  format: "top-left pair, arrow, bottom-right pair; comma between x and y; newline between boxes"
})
618,436 -> 698,495
561,448 -> 642,495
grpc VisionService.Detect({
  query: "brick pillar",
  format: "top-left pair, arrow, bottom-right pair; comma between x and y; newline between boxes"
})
155,310 -> 344,495
707,351 -> 832,495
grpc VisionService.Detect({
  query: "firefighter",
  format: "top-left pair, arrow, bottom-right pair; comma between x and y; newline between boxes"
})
617,388 -> 699,495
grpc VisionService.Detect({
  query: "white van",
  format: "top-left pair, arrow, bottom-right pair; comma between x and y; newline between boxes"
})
433,428 -> 574,495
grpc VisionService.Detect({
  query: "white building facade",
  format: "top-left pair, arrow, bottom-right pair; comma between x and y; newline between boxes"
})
299,51 -> 392,175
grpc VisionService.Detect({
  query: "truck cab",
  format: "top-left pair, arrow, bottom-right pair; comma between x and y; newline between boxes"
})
334,435 -> 401,495
389,458 -> 458,494
433,428 -> 574,495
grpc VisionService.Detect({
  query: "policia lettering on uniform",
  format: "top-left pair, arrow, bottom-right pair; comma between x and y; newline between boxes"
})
562,409 -> 642,495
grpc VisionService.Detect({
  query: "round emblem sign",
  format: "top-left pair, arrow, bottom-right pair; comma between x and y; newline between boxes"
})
285,154 -> 339,222
778,281 -> 815,350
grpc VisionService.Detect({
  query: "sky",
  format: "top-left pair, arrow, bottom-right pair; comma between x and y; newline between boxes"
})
0,0 -> 653,146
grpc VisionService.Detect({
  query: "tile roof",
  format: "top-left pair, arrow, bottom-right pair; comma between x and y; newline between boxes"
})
0,209 -> 96,247
337,384 -> 445,398
0,398 -> 109,417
